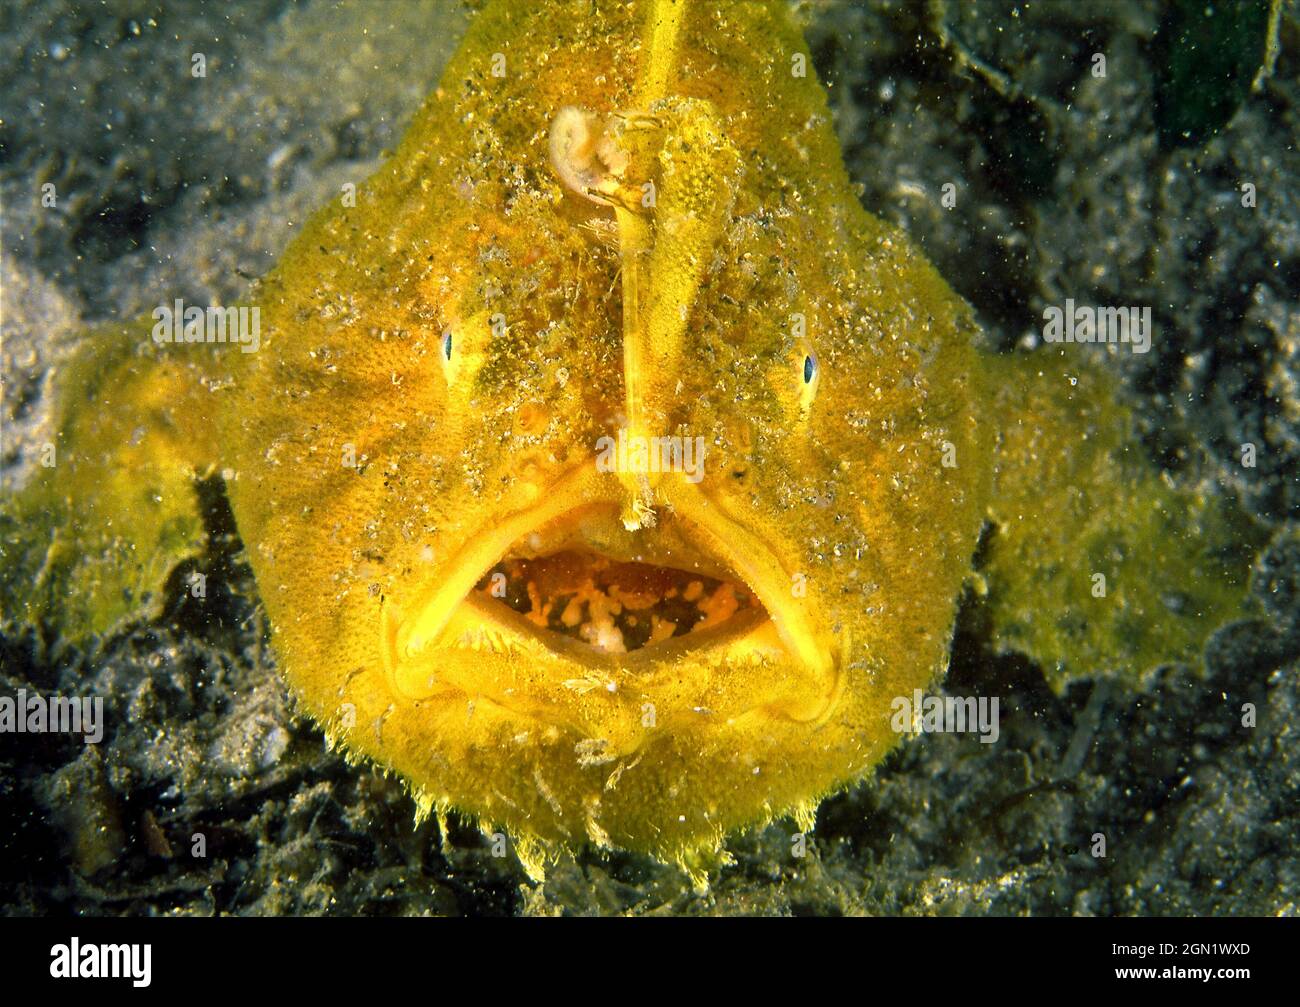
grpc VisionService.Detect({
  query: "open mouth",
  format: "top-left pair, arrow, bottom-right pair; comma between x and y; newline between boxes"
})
473,547 -> 763,655
380,469 -> 839,721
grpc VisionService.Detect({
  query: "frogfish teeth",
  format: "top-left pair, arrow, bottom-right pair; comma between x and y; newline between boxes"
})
0,0 -> 1261,883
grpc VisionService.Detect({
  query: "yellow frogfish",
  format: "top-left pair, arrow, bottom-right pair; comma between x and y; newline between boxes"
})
0,0 -> 1261,882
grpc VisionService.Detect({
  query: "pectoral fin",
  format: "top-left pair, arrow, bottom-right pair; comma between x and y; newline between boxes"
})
980,351 -> 1265,689
1,318 -> 221,642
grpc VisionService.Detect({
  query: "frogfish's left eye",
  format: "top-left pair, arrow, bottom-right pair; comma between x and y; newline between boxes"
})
442,331 -> 453,361
803,353 -> 817,384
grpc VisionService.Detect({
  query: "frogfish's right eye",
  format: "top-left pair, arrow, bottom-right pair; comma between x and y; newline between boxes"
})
442,330 -> 453,361
799,351 -> 819,414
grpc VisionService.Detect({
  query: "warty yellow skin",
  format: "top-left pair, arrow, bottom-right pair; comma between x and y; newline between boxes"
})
1,0 -> 1258,882
229,0 -> 990,876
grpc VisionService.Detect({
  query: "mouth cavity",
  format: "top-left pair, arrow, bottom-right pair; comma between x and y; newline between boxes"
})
383,472 -> 839,722
474,549 -> 764,655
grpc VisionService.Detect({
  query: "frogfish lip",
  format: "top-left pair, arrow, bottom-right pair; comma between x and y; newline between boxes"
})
379,464 -> 843,725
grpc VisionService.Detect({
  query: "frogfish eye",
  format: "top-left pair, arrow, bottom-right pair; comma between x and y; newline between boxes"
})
442,330 -> 453,361
803,353 -> 817,384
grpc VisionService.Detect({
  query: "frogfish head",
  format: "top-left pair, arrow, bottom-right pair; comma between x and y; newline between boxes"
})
233,0 -> 989,869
